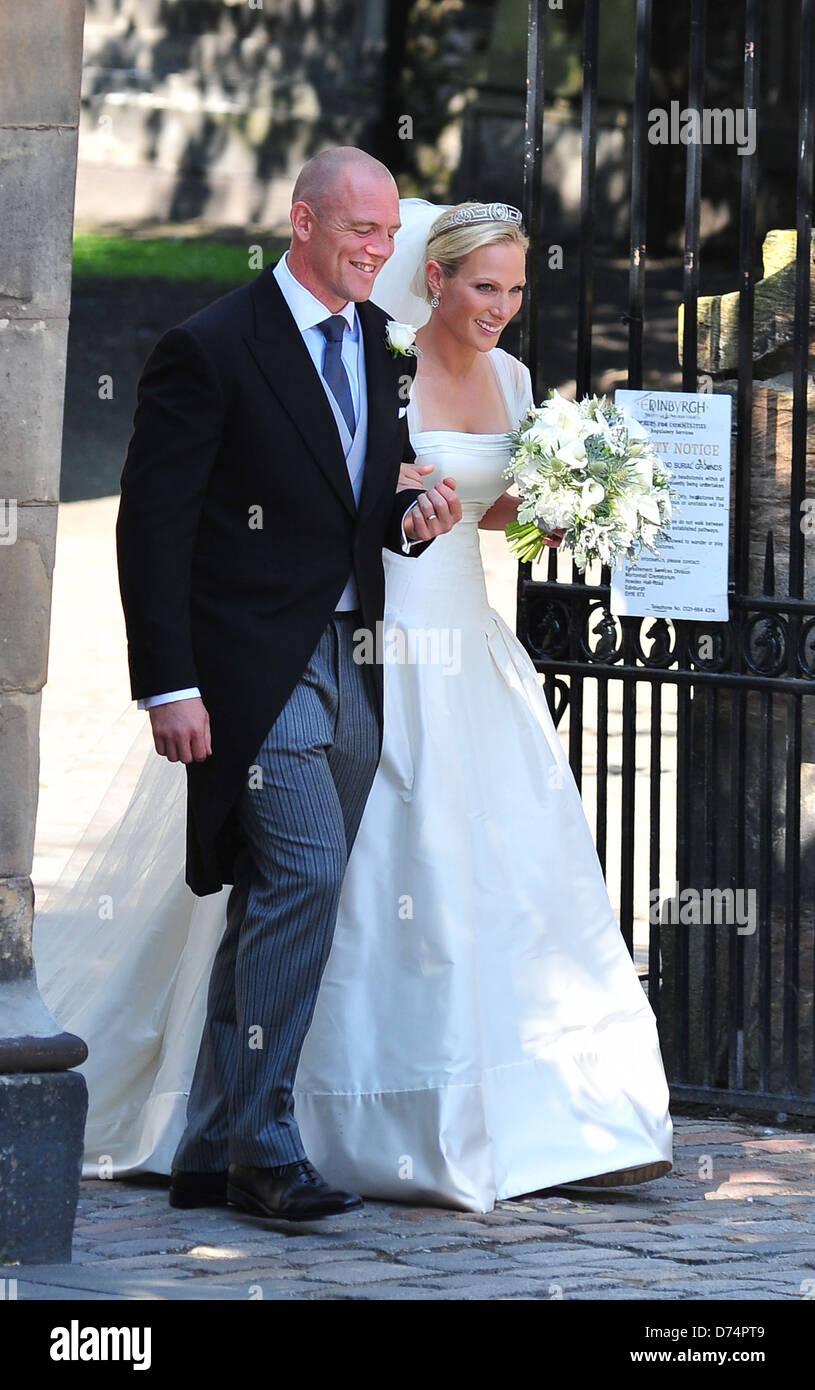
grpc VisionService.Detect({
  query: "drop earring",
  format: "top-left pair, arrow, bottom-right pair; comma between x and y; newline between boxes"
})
430,292 -> 440,308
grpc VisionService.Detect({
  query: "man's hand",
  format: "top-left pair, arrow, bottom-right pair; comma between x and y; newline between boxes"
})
402,474 -> 463,544
149,696 -> 212,763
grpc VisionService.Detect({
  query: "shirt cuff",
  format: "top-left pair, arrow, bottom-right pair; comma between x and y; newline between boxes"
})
401,500 -> 423,554
137,687 -> 202,710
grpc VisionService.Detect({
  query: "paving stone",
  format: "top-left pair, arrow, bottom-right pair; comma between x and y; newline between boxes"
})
673,1129 -> 757,1145
318,1282 -> 482,1301
500,1240 -> 584,1258
681,1262 -> 812,1281
158,1259 -> 313,1279
382,1251 -> 508,1275
83,1238 -> 200,1257
297,1259 -> 428,1284
723,1221 -> 815,1237
12,1283 -> 132,1301
700,1289 -> 790,1300
2,1266 -> 252,1300
73,1218 -> 150,1234
339,1235 -> 475,1256
354,1274 -> 566,1300
653,1248 -> 761,1265
743,1137 -> 814,1152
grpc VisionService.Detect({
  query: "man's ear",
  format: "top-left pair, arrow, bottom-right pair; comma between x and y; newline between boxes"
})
290,200 -> 315,241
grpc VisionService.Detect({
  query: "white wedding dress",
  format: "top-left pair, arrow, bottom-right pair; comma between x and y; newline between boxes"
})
34,344 -> 672,1212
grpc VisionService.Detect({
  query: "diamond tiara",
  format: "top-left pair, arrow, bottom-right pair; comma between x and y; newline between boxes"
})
428,202 -> 524,239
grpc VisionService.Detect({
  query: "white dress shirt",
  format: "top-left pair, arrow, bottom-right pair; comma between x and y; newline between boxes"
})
138,252 -> 421,709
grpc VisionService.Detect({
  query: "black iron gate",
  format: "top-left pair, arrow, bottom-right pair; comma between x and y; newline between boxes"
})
518,0 -> 815,1117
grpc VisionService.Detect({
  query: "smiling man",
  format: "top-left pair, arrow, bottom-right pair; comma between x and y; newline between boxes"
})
288,148 -> 400,305
116,146 -> 461,1222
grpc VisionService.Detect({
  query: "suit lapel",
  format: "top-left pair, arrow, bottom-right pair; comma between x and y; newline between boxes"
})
243,265 -> 356,517
355,299 -> 397,527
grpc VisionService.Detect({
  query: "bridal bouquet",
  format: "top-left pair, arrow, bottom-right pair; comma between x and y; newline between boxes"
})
503,391 -> 674,572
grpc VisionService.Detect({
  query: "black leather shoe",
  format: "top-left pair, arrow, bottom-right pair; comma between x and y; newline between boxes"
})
169,1168 -> 229,1208
227,1160 -> 363,1221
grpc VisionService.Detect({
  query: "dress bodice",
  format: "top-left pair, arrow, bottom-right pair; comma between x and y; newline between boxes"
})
385,349 -> 534,618
405,347 -> 533,524
407,432 -> 514,524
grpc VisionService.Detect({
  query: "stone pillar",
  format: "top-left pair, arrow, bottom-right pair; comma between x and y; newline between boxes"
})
0,1 -> 89,1264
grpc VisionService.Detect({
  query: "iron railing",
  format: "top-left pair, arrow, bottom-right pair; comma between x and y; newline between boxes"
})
518,0 -> 815,1117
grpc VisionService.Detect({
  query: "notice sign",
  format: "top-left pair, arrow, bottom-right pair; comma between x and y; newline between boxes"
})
610,389 -> 732,622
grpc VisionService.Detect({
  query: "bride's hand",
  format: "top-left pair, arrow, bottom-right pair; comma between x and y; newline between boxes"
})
403,476 -> 462,543
397,462 -> 435,491
542,527 -> 566,548
149,696 -> 212,763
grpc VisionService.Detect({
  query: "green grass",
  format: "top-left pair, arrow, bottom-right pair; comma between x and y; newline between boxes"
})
72,233 -> 287,282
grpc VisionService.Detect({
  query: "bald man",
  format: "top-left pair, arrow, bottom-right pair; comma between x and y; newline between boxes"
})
117,147 -> 461,1221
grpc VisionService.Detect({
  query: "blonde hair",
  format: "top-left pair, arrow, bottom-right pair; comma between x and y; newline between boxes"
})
413,201 -> 529,302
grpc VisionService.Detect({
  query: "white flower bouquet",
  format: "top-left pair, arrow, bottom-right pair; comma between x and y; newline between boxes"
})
503,391 -> 675,572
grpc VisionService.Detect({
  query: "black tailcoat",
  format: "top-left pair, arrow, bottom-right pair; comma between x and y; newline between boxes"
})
116,264 -> 428,895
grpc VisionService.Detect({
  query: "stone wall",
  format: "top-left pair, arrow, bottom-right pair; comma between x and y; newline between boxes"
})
0,0 -> 89,1263
73,0 -> 648,240
76,0 -> 391,230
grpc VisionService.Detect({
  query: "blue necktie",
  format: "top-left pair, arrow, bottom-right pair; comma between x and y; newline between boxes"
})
317,315 -> 356,439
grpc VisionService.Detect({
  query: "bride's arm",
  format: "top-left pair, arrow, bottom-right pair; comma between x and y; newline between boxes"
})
478,491 -> 519,530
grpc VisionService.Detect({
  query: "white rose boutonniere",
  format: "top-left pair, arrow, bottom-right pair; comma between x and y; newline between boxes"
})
385,320 -> 422,359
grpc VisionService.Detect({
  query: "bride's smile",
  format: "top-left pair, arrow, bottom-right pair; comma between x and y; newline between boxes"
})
420,239 -> 527,361
411,240 -> 528,436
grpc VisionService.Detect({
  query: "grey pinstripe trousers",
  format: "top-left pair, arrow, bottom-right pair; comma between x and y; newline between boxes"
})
172,610 -> 380,1170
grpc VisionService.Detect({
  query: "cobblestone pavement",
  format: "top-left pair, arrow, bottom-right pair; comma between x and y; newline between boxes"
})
4,1118 -> 814,1300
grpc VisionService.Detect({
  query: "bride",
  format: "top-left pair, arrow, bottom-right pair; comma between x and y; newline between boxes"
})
34,198 -> 672,1213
